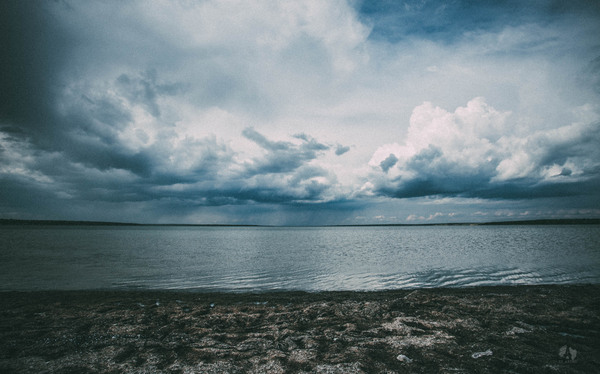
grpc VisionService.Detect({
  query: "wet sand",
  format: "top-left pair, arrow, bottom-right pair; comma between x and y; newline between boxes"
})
1,285 -> 599,373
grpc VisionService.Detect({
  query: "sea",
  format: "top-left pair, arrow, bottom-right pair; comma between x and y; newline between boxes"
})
1,224 -> 599,292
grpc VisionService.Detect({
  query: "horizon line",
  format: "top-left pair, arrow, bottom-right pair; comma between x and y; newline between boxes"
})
1,218 -> 599,227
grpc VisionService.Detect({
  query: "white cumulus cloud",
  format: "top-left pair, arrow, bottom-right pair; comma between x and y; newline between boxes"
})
368,98 -> 600,199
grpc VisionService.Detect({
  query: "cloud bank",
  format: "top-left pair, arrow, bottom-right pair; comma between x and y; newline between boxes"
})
368,98 -> 600,199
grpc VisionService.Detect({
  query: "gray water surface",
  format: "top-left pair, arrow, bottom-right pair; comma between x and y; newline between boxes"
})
1,225 -> 599,291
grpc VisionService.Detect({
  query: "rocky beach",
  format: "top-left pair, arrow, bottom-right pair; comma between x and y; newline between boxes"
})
1,285 -> 599,373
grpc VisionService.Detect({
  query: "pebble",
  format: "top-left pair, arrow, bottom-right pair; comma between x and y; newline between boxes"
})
472,349 -> 493,359
506,326 -> 529,335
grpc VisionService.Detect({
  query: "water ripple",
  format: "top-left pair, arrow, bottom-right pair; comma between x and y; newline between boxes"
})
2,225 -> 599,291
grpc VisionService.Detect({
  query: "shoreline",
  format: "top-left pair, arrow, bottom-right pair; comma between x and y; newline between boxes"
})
2,282 -> 600,300
1,284 -> 599,373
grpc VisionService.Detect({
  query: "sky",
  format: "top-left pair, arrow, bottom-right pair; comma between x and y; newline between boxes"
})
1,0 -> 600,225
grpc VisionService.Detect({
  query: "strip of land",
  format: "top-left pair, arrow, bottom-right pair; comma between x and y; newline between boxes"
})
1,285 -> 598,373
1,218 -> 599,226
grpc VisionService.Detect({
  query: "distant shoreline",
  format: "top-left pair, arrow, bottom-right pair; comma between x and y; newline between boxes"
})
1,218 -> 599,227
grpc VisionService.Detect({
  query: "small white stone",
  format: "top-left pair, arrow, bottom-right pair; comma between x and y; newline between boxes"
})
396,354 -> 413,363
472,349 -> 493,359
506,326 -> 528,335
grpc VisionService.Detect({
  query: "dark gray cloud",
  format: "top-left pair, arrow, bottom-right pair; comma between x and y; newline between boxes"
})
116,70 -> 183,118
0,123 -> 340,220
0,2 -> 68,128
380,153 -> 398,173
0,2 -> 153,179
335,144 -> 351,156
242,127 -> 329,175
